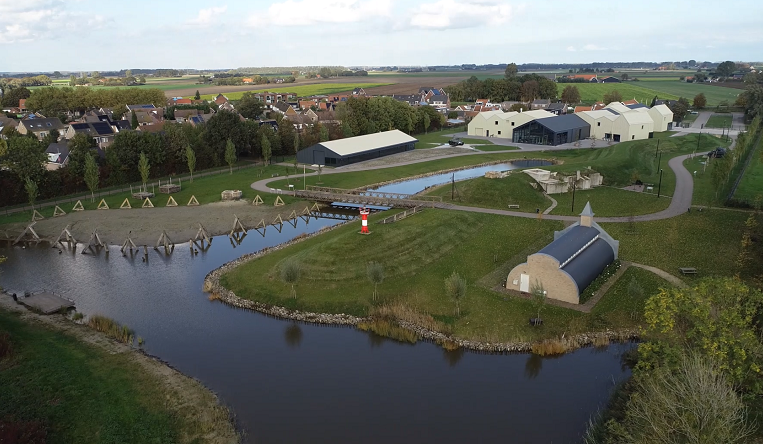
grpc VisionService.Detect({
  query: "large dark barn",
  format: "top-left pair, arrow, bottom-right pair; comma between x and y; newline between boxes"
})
296,130 -> 418,167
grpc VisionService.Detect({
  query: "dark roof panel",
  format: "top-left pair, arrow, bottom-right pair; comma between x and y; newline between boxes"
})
561,239 -> 615,293
532,114 -> 589,132
626,103 -> 649,110
538,225 -> 599,263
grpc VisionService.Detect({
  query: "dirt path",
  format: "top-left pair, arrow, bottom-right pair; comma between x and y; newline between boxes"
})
0,293 -> 240,444
5,200 -> 309,246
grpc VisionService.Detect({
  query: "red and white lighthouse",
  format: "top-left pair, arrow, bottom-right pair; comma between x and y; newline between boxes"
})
359,206 -> 370,234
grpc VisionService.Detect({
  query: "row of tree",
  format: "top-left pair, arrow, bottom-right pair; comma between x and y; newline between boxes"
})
444,74 -> 558,103
22,87 -> 166,118
336,96 -> 445,137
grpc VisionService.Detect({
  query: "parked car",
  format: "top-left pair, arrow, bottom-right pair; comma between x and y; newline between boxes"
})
448,137 -> 464,146
707,147 -> 726,158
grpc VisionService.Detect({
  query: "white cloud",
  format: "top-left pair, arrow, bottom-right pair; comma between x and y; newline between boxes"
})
567,46 -> 576,52
409,0 -> 514,30
583,44 -> 606,51
187,6 -> 228,27
248,0 -> 392,27
0,1 -> 108,44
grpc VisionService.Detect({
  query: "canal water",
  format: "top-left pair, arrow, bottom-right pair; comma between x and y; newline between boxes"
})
373,160 -> 553,195
0,160 -> 629,444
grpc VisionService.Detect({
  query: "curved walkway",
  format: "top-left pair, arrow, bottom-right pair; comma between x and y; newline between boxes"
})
252,152 -> 698,224
542,193 -> 558,214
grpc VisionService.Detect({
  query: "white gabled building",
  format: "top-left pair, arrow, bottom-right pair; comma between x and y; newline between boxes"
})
468,110 -> 555,140
647,104 -> 674,132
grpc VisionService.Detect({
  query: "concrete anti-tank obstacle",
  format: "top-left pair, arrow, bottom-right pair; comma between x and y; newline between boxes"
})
229,214 -> 247,237
166,196 -> 178,207
53,206 -> 66,217
154,230 -> 174,255
13,222 -> 41,245
252,195 -> 264,206
72,200 -> 84,211
120,198 -> 132,209
187,195 -> 200,206
97,199 -> 109,210
32,210 -> 45,221
142,197 -> 154,208
274,195 -> 285,207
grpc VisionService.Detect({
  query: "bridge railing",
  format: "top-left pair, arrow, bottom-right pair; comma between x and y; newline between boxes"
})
304,186 -> 442,203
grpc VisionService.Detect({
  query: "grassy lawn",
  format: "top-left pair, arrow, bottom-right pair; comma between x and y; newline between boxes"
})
427,174 -> 549,211
0,310 -> 183,443
684,155 -> 722,206
426,174 -> 671,217
601,210 -> 763,284
475,144 -> 519,151
558,83 -> 677,105
0,164 -> 308,227
734,136 -> 763,204
222,209 -> 653,343
705,114 -> 733,129
590,267 -> 671,329
196,83 -> 393,101
414,127 -> 465,147
635,80 -> 742,106
549,187 -> 671,216
681,113 -> 698,125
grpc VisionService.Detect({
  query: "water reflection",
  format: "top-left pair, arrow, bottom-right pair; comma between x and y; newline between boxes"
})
284,323 -> 303,348
442,347 -> 465,367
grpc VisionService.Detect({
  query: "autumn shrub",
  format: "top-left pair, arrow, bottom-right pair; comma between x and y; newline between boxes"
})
87,315 -> 134,344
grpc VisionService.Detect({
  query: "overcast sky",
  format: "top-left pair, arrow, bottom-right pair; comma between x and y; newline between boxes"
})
1,0 -> 761,72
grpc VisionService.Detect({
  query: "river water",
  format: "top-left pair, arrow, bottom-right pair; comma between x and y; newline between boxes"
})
0,160 -> 630,444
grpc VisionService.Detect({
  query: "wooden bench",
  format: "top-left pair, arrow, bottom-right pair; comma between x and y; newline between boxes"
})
507,204 -> 520,209
679,267 -> 697,275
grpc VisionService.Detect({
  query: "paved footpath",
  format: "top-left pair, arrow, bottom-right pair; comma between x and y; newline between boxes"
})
252,150 -> 700,224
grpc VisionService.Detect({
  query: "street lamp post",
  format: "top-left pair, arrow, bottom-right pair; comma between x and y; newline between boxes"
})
657,169 -> 664,198
570,178 -> 577,213
655,138 -> 660,157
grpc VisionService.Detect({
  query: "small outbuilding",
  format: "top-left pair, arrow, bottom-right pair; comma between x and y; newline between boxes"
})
506,202 -> 618,304
512,114 -> 590,146
296,129 -> 417,167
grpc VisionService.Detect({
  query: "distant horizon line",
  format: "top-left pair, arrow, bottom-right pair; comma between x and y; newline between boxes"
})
2,60 -> 761,75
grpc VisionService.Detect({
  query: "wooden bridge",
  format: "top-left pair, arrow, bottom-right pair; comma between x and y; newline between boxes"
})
294,186 -> 442,208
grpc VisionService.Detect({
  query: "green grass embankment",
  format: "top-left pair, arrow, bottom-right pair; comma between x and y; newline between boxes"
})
0,164 -> 308,226
423,134 -> 727,216
705,114 -> 733,129
0,309 -> 235,443
221,208 -> 676,343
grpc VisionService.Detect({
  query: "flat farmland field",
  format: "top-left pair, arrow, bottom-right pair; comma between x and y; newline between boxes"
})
633,80 -> 742,105
557,82 -> 677,104
196,83 -> 394,100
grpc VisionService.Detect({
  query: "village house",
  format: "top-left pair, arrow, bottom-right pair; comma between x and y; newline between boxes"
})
17,117 -> 66,141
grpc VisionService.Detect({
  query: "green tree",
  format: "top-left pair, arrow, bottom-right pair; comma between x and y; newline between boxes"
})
5,136 -> 46,182
69,74 -> 77,86
131,112 -> 139,129
261,134 -> 272,165
280,259 -> 301,299
84,154 -> 99,202
603,90 -> 623,104
638,278 -> 763,394
342,121 -> 354,138
422,113 -> 431,134
444,271 -> 466,316
605,354 -> 753,444
504,62 -> 518,79
236,92 -> 265,119
24,177 -> 38,209
561,85 -> 581,104
716,61 -> 737,78
224,139 -> 236,174
185,145 -> 196,182
138,152 -> 150,190
319,124 -> 329,142
669,97 -> 690,121
194,90 -> 201,100
693,93 -> 707,109
1,86 -> 31,108
367,262 -> 385,301
0,139 -> 7,159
